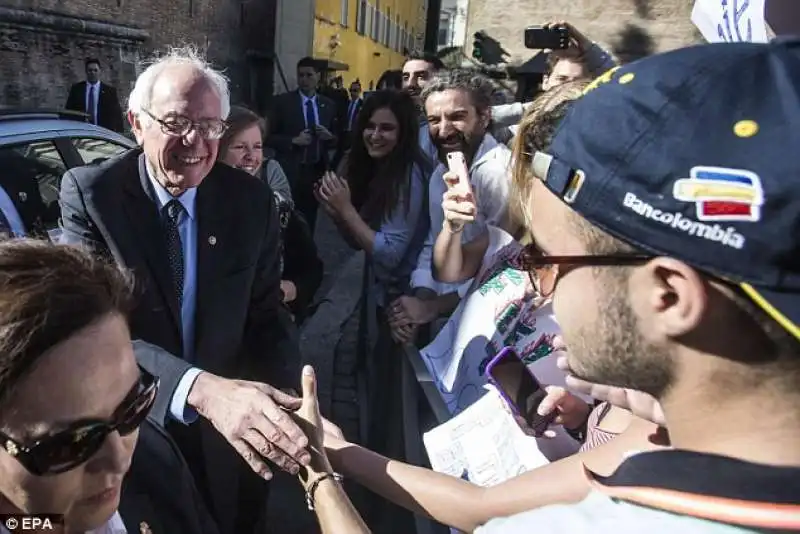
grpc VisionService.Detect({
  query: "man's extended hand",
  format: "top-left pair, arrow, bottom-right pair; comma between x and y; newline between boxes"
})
187,372 -> 311,479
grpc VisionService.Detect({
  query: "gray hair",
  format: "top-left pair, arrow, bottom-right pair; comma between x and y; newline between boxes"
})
128,45 -> 231,120
421,68 -> 494,115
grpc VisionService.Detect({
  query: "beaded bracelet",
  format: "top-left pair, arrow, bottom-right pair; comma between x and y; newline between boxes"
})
305,472 -> 344,511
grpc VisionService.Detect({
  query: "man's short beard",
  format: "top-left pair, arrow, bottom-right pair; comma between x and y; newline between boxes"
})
567,272 -> 675,399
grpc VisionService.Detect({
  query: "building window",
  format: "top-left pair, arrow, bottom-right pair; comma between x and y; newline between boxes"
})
372,7 -> 380,41
395,14 -> 401,51
341,0 -> 349,26
438,11 -> 451,47
437,27 -> 448,47
357,0 -> 366,34
384,8 -> 391,46
367,3 -> 374,39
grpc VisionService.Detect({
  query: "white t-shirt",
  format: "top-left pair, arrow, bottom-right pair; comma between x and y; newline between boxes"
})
420,226 -> 579,460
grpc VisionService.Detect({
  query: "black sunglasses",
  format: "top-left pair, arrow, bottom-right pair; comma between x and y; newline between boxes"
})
0,367 -> 159,476
519,246 -> 652,297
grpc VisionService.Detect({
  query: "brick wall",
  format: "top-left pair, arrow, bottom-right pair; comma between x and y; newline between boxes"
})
0,0 -> 279,112
467,0 -> 702,65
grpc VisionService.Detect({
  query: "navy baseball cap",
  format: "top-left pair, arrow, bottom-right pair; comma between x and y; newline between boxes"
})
532,38 -> 800,341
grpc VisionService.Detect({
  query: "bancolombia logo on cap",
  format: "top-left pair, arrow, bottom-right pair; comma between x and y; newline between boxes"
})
623,192 -> 745,249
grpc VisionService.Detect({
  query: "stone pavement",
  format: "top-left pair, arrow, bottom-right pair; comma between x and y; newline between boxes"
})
263,211 -> 364,533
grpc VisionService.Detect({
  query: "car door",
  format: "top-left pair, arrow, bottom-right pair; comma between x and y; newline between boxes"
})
0,140 -> 67,240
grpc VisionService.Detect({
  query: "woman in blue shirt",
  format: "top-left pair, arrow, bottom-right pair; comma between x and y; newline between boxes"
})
314,89 -> 430,528
315,89 -> 430,309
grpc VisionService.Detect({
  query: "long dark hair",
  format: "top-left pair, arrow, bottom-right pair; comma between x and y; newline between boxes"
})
376,69 -> 403,90
346,90 -> 428,223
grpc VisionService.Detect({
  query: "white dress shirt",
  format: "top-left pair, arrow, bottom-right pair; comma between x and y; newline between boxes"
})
85,81 -> 101,124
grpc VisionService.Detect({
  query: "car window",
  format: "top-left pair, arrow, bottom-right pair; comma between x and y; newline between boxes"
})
0,141 -> 66,232
71,137 -> 129,165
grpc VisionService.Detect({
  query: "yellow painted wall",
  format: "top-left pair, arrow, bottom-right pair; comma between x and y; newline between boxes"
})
314,0 -> 427,89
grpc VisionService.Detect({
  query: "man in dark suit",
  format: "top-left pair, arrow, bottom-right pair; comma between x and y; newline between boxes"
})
0,152 -> 51,239
267,56 -> 338,233
331,79 -> 363,172
59,49 -> 311,534
65,58 -> 124,133
122,415 -> 221,534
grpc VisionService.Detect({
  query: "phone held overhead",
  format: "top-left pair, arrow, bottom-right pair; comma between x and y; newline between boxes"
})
524,25 -> 570,50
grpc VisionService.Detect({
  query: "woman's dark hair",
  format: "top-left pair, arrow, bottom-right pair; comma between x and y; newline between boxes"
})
220,105 -> 266,157
0,240 -> 134,409
346,90 -> 428,222
376,69 -> 403,90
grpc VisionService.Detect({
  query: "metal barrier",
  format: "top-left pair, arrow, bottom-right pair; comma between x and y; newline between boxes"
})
402,343 -> 450,423
400,343 -> 451,534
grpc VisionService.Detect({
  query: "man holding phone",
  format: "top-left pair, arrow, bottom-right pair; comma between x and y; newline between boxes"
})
492,21 -> 616,133
389,69 -> 512,342
267,57 -> 338,233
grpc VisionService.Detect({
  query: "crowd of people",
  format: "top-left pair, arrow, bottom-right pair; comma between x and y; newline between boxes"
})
0,16 -> 798,534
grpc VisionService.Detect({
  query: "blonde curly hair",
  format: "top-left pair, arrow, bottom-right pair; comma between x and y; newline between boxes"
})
509,79 -> 589,234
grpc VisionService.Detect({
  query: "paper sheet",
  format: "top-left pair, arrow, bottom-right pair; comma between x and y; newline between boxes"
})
691,0 -> 768,43
422,386 -> 550,487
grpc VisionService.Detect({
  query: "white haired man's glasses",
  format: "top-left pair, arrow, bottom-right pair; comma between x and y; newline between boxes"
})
141,108 -> 228,140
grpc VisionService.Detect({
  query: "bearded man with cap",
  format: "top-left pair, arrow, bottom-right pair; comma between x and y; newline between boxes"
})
477,39 -> 800,533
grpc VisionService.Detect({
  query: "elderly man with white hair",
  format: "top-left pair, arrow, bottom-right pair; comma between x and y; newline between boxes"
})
59,47 -> 308,534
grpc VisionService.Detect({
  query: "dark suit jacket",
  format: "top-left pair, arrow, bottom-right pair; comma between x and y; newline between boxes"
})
65,81 -> 124,132
0,156 -> 50,238
58,150 -> 300,533
282,209 -> 323,323
121,416 -> 220,534
267,90 -> 338,179
345,97 -> 363,131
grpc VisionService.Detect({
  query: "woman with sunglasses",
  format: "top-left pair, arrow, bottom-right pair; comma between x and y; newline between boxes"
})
0,240 -> 218,533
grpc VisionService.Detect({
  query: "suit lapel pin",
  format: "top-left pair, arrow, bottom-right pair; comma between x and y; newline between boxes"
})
139,522 -> 153,534
208,235 -> 217,246
18,192 -> 26,202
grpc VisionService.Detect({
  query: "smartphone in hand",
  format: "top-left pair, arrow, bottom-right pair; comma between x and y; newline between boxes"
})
486,347 -> 556,435
445,151 -> 474,198
524,26 -> 570,50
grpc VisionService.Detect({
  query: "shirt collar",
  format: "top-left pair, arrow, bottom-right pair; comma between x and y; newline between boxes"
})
145,165 -> 198,220
472,134 -> 500,168
301,92 -> 317,104
87,81 -> 100,89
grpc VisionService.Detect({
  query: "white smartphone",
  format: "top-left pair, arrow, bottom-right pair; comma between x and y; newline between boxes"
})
445,151 -> 473,195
